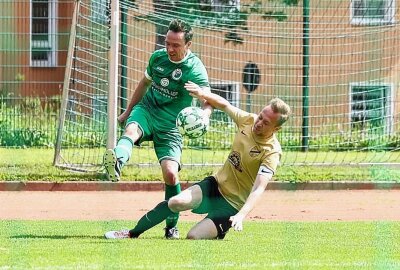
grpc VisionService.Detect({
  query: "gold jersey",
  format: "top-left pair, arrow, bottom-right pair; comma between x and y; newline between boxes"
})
215,109 -> 282,210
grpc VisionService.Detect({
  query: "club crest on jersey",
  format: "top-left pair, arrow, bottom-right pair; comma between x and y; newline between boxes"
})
160,78 -> 169,87
228,151 -> 243,172
249,146 -> 261,157
171,69 -> 182,80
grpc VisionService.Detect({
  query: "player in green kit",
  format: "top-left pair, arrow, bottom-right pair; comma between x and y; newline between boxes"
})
103,19 -> 212,239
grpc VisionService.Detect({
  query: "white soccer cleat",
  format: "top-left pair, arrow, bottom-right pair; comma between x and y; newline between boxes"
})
104,229 -> 130,239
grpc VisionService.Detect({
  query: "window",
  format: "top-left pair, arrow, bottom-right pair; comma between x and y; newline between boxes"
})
192,81 -> 240,107
91,0 -> 110,24
31,0 -> 57,67
192,81 -> 240,122
351,0 -> 395,25
350,83 -> 393,134
210,81 -> 240,108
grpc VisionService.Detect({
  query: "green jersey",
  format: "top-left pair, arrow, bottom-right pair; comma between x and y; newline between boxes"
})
140,49 -> 209,130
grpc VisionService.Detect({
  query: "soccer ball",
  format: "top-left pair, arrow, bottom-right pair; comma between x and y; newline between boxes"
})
176,107 -> 209,139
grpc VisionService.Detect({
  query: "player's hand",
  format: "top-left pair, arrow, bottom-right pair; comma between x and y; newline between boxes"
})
184,81 -> 203,98
117,111 -> 130,123
229,214 -> 245,231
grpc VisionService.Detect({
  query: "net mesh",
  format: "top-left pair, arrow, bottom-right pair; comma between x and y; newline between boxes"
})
55,0 -> 400,171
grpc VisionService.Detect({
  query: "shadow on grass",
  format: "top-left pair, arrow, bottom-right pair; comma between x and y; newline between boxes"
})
10,234 -> 104,240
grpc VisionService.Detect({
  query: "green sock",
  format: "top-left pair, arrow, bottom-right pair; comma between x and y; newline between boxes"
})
129,200 -> 174,238
114,135 -> 134,165
165,183 -> 181,228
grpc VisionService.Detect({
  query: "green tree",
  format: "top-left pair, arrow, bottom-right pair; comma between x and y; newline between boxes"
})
129,0 -> 298,49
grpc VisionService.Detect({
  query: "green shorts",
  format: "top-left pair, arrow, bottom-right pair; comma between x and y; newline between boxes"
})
126,105 -> 183,166
192,176 -> 239,239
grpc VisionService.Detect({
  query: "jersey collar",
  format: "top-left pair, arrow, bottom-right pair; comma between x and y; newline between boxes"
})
168,50 -> 192,64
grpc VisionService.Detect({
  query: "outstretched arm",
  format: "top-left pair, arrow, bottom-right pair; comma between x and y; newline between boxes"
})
198,86 -> 213,119
229,172 -> 272,231
184,81 -> 237,118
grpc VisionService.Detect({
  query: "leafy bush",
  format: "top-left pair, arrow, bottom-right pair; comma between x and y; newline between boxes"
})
0,98 -> 57,147
1,96 -> 399,151
0,121 -> 52,147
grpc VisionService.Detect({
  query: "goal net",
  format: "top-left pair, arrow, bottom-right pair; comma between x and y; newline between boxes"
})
54,0 -> 400,172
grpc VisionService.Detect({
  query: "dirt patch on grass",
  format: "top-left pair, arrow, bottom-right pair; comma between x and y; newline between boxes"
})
1,190 -> 400,221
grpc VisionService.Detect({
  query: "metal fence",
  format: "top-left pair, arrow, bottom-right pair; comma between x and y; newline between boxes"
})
0,0 -> 75,147
1,0 -> 400,168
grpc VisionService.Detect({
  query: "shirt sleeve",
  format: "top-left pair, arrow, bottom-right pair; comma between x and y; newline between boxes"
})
261,152 -> 281,175
189,61 -> 209,87
257,165 -> 274,176
230,109 -> 256,128
145,51 -> 158,80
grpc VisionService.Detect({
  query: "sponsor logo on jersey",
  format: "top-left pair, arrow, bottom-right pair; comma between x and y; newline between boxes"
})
152,81 -> 178,99
249,146 -> 261,157
160,78 -> 169,87
228,151 -> 242,172
156,66 -> 164,72
171,69 -> 182,80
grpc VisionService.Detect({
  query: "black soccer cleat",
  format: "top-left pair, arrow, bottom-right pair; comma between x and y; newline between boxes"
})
164,227 -> 179,239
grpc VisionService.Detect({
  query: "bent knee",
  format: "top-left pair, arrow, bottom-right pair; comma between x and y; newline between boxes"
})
186,231 -> 199,240
186,231 -> 216,240
168,197 -> 188,212
124,124 -> 141,138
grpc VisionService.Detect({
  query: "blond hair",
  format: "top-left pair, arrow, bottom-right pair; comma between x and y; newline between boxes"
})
269,98 -> 291,126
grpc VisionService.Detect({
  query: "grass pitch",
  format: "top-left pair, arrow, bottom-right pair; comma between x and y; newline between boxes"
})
1,148 -> 400,182
1,220 -> 400,269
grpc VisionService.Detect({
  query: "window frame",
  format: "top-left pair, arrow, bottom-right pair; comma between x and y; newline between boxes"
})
208,81 -> 240,108
349,82 -> 394,134
350,0 -> 396,25
30,0 -> 57,67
